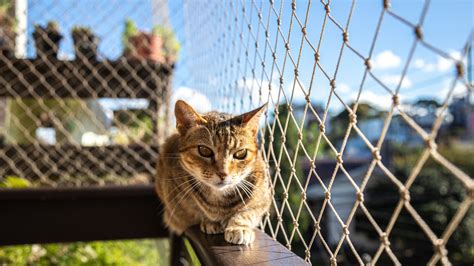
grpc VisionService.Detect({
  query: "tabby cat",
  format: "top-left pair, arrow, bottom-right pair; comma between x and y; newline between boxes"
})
155,100 -> 271,245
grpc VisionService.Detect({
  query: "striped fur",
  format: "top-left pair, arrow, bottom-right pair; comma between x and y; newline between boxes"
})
155,101 -> 271,245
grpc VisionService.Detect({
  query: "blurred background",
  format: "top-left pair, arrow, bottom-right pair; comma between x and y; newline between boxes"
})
0,0 -> 472,265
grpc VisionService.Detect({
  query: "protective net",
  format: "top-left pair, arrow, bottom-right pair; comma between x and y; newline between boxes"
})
0,0 -> 472,265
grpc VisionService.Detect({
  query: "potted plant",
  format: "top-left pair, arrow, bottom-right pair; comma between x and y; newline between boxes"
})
72,26 -> 99,61
122,19 -> 163,63
122,19 -> 138,56
33,21 -> 63,59
0,0 -> 15,58
152,25 -> 180,64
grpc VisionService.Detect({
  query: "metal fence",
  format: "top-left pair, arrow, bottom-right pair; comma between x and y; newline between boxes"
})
0,0 -> 472,265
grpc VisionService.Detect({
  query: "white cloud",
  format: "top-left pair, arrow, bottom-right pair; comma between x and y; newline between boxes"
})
414,51 -> 464,73
337,83 -> 351,94
286,79 -> 308,103
413,58 -> 436,72
171,86 -> 212,113
350,90 -> 394,110
436,51 -> 462,72
372,50 -> 401,70
380,74 -> 412,89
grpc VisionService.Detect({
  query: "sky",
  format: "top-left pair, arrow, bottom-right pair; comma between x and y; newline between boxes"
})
25,0 -> 473,114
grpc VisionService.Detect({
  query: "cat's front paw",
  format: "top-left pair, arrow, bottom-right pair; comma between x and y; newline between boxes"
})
224,226 -> 255,245
200,221 -> 224,234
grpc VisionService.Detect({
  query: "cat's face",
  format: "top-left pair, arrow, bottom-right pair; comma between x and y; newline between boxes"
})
175,100 -> 265,192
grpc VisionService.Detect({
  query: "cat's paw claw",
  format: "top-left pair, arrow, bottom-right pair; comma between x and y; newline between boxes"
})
224,227 -> 255,245
200,221 -> 224,234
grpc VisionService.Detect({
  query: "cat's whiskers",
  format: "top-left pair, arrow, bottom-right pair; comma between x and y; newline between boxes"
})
239,181 -> 254,201
164,177 -> 196,202
168,180 -> 201,222
234,186 -> 247,210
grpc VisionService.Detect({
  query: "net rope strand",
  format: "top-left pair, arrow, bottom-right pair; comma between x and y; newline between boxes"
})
0,0 -> 472,265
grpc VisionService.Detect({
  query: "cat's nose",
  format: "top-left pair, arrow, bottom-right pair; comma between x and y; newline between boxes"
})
216,171 -> 229,180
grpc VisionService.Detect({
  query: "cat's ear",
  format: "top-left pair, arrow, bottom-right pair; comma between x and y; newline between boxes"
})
238,104 -> 267,135
175,100 -> 207,135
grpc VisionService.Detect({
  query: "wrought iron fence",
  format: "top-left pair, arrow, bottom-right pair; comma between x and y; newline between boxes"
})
0,0 -> 472,265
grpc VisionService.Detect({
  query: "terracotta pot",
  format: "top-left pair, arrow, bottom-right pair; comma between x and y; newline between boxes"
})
128,32 -> 164,63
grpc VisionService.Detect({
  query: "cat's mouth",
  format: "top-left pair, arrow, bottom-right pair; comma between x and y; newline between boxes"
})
212,180 -> 234,190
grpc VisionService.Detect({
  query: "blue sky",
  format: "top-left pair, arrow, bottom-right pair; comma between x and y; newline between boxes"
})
26,0 -> 473,113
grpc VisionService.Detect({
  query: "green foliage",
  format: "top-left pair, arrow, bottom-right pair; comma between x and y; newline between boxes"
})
362,144 -> 473,264
0,176 -> 31,188
122,19 -> 138,51
153,25 -> 181,61
330,102 -> 384,142
183,238 -> 201,266
266,103 -> 327,256
0,239 -> 165,265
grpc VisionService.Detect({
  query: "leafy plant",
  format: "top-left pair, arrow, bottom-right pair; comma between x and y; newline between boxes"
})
153,25 -> 181,62
0,176 -> 31,188
0,239 -> 165,265
122,19 -> 138,53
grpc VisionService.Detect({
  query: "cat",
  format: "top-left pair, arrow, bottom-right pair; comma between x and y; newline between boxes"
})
155,100 -> 271,245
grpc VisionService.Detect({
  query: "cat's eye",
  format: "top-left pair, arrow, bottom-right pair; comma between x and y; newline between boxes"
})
233,149 -> 247,160
198,146 -> 214,158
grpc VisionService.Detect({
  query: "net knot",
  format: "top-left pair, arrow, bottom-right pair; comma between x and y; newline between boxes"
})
305,250 -> 311,259
372,147 -> 382,161
380,233 -> 390,246
287,104 -> 293,112
324,4 -> 331,14
314,221 -> 321,231
305,94 -> 311,103
277,215 -> 283,223
330,79 -> 336,90
349,113 -> 357,124
294,68 -> 299,76
425,137 -> 437,151
392,94 -> 400,106
336,153 -> 343,164
414,25 -> 423,40
356,191 -> 364,202
383,0 -> 391,9
301,26 -> 307,35
297,131 -> 303,140
434,239 -> 448,256
283,191 -> 288,200
319,124 -> 326,133
364,58 -> 372,70
281,135 -> 286,143
325,191 -> 331,200
265,30 -> 269,38
309,159 -> 315,169
330,256 -> 337,266
301,191 -> 307,201
285,42 -> 290,51
292,219 -> 299,227
456,61 -> 465,78
280,76 -> 284,85
272,52 -> 277,60
291,1 -> 296,11
342,225 -> 350,235
399,188 -> 411,202
315,52 -> 320,62
469,183 -> 474,200
277,18 -> 281,27
342,31 -> 349,43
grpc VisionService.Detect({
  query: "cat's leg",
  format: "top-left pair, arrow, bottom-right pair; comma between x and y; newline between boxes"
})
224,210 -> 260,245
200,219 -> 224,234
